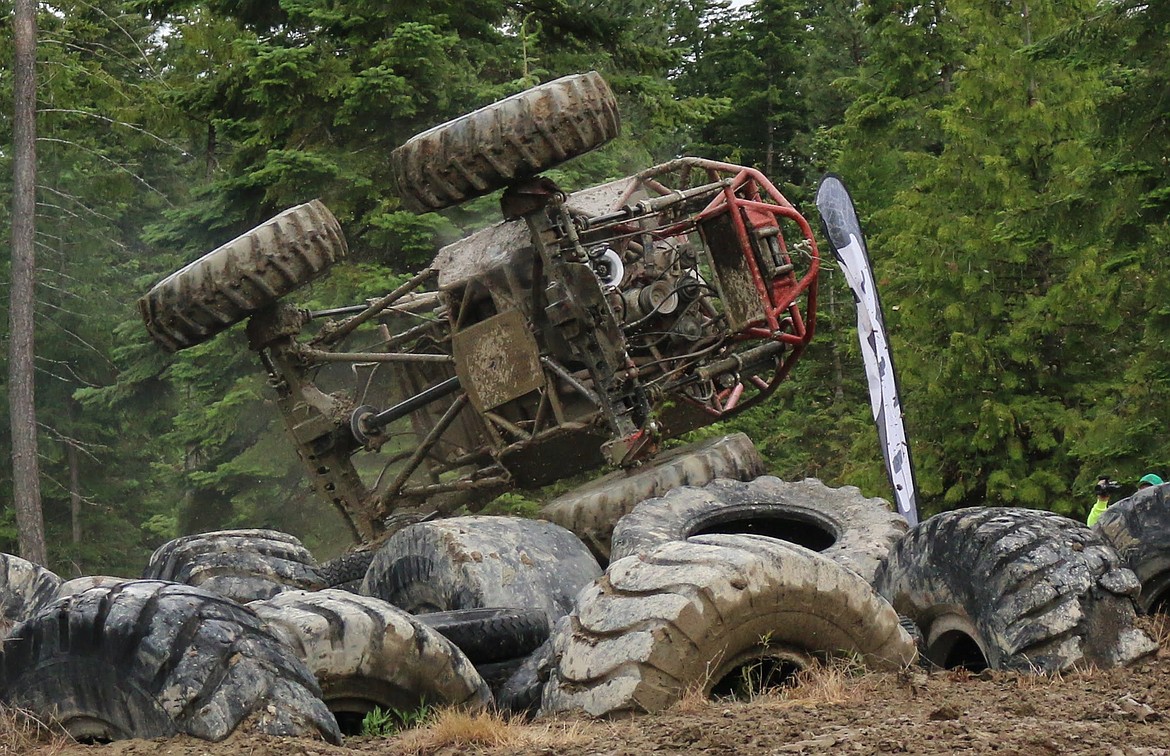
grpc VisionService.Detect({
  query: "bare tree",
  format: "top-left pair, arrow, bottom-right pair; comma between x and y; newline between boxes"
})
9,0 -> 48,565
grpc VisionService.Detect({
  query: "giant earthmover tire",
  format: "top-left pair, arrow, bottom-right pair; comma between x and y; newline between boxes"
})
1095,483 -> 1170,613
610,476 -> 907,585
0,553 -> 62,634
0,580 -> 340,744
361,516 -> 601,625
541,535 -> 916,717
539,433 -> 766,564
138,200 -> 346,351
249,590 -> 490,734
143,529 -> 325,603
876,507 -> 1156,673
389,72 -> 620,213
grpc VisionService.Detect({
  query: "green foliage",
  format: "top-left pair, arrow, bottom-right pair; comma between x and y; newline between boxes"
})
360,701 -> 432,737
11,0 -> 1170,575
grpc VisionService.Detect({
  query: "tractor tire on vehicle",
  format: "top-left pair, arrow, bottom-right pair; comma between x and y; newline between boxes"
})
541,534 -> 916,718
143,529 -> 324,603
539,433 -> 766,564
0,580 -> 340,744
876,507 -> 1156,673
0,553 -> 62,634
138,200 -> 346,351
249,589 -> 490,734
361,516 -> 601,625
389,72 -> 620,213
1095,483 -> 1170,613
609,476 -> 907,585
416,607 -> 550,665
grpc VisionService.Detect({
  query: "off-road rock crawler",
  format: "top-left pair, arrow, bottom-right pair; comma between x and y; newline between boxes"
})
139,71 -> 821,544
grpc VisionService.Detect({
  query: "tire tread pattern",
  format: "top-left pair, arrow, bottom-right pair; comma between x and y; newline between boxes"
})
875,507 -> 1155,671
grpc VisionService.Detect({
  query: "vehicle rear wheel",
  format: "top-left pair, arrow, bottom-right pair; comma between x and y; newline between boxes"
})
876,507 -> 1156,672
609,476 -> 907,585
539,433 -> 765,564
1094,484 -> 1170,613
389,72 -> 620,213
249,589 -> 490,735
0,580 -> 340,744
142,529 -> 324,603
540,535 -> 915,717
138,200 -> 346,351
361,516 -> 600,625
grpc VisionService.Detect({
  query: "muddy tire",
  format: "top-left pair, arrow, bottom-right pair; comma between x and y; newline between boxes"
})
361,516 -> 601,625
540,433 -> 766,564
0,580 -> 340,743
610,476 -> 907,585
541,535 -> 916,717
143,529 -> 325,603
249,589 -> 490,733
138,200 -> 346,351
55,576 -> 129,600
876,507 -> 1156,672
318,550 -> 377,593
390,72 -> 620,213
0,553 -> 62,635
1095,484 -> 1170,613
417,607 -> 550,664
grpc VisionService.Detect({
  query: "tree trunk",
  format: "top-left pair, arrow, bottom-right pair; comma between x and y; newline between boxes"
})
9,0 -> 48,566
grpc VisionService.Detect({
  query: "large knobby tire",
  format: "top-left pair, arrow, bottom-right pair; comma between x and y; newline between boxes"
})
539,433 -> 766,564
0,553 -> 62,635
249,589 -> 490,734
143,529 -> 325,603
1095,483 -> 1170,613
361,516 -> 601,625
390,72 -> 620,213
0,580 -> 340,744
54,576 -> 129,601
876,507 -> 1156,673
139,200 -> 346,351
541,535 -> 916,718
610,476 -> 907,585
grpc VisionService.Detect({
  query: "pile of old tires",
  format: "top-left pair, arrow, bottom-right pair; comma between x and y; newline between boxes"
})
0,475 -> 1163,745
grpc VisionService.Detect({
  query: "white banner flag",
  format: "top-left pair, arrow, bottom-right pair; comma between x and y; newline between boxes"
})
816,174 -> 919,526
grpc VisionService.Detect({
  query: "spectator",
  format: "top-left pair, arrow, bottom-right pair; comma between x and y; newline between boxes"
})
1138,473 -> 1164,490
1087,477 -> 1120,527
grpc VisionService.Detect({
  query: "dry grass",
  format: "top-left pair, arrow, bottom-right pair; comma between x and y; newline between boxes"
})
1139,612 -> 1170,649
392,708 -> 590,755
0,706 -> 71,756
756,656 -> 867,709
673,654 -> 870,714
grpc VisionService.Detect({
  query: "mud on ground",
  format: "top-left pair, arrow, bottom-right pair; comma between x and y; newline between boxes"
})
16,644 -> 1170,756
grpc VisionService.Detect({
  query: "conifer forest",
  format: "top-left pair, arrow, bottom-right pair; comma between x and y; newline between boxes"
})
2,0 -> 1168,576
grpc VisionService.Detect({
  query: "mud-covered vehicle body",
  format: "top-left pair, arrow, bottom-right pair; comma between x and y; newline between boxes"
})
140,73 -> 821,542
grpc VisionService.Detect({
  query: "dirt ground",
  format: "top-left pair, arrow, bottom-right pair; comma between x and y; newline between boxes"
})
13,637 -> 1170,756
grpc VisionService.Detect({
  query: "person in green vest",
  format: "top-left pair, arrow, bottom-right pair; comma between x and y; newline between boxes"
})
1087,473 -> 1164,527
1086,477 -> 1121,527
